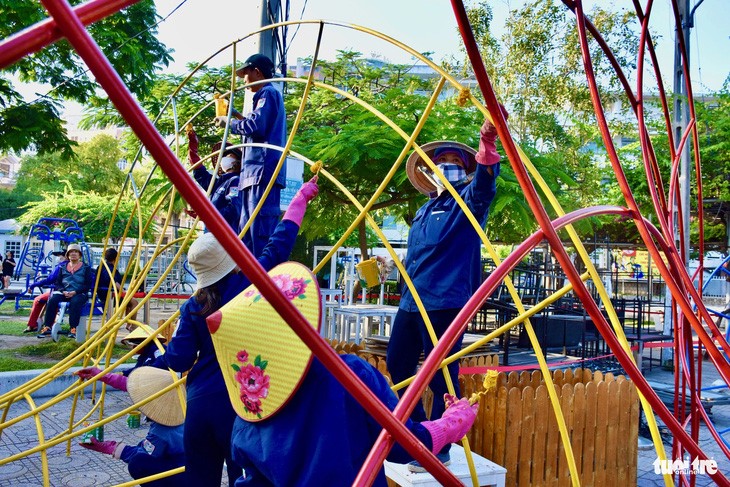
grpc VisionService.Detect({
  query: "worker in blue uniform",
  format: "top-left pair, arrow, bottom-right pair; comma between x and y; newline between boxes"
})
386,106 -> 507,470
188,128 -> 242,233
149,176 -> 318,486
229,345 -> 478,486
75,326 -> 182,487
214,54 -> 287,258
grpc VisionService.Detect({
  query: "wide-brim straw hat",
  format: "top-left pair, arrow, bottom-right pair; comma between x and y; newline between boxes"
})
187,233 -> 237,290
207,261 -> 321,422
127,366 -> 186,426
406,141 -> 477,195
121,324 -> 166,348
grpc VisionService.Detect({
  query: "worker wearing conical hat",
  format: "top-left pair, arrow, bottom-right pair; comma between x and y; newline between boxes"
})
387,105 -> 508,470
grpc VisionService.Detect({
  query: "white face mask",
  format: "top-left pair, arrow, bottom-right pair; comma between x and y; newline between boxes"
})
220,156 -> 238,172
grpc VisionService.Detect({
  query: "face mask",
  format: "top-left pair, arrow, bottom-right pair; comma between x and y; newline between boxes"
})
435,163 -> 466,185
220,156 -> 238,172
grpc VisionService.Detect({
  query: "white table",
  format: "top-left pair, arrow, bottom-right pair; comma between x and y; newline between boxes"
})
385,445 -> 506,487
331,304 -> 398,344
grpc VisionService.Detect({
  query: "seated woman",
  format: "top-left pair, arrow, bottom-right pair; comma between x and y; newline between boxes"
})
23,251 -> 67,333
37,244 -> 94,340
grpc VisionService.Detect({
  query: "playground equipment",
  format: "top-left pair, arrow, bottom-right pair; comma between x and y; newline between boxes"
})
1,1 -> 728,486
15,217 -> 91,282
0,217 -> 93,313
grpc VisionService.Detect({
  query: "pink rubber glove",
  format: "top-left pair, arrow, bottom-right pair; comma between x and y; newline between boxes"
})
80,437 -> 126,459
421,394 -> 479,454
75,367 -> 128,392
475,104 -> 509,166
188,129 -> 201,166
282,175 -> 319,226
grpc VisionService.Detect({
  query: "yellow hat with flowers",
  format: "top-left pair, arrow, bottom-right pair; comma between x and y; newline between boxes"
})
206,262 -> 321,422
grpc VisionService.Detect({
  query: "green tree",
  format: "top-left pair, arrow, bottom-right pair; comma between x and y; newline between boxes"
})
17,187 -> 154,243
0,0 -> 172,156
462,0 -> 640,228
0,187 -> 37,220
290,51 -> 574,250
15,134 -> 127,196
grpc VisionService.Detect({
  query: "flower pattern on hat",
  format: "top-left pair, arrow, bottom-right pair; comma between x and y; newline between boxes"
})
244,273 -> 311,302
232,350 -> 270,419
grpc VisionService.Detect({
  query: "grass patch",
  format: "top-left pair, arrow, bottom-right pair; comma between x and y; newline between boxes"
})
0,320 -> 30,336
0,300 -> 31,316
0,356 -> 55,371
0,336 -> 130,372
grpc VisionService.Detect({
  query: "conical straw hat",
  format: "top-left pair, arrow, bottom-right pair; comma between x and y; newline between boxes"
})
121,324 -> 166,348
207,261 -> 321,422
406,140 -> 477,195
127,366 -> 186,426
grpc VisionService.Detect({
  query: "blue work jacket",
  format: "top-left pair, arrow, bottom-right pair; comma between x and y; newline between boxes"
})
399,163 -> 500,312
193,168 -> 242,232
229,83 -> 287,191
231,354 -> 429,486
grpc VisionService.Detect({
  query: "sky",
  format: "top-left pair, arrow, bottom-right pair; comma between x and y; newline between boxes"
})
58,0 -> 729,126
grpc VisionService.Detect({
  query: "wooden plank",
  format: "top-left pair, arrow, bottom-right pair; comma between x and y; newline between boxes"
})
572,382 -> 586,482
593,369 -> 604,383
593,381 -> 609,487
482,376 -> 497,460
507,371 -> 519,388
616,379 -> 633,486
531,370 -> 542,389
564,368 -> 574,386
557,383 -> 574,487
518,386 -> 535,487
531,385 -> 549,486
582,381 -> 597,486
553,369 -> 565,388
520,370 -> 532,388
504,387 -> 523,487
628,383 -> 640,484
544,383 -> 560,486
493,385 -> 508,466
605,379 -> 620,483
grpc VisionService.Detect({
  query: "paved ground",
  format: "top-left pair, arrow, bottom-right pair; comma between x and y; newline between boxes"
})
1,298 -> 730,485
636,365 -> 730,486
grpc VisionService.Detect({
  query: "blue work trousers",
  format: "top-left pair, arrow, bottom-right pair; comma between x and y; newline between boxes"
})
239,184 -> 281,259
386,308 -> 464,425
120,445 -> 183,487
183,390 -> 242,487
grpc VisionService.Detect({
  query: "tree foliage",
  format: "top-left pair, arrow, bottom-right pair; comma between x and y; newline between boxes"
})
462,0 -> 640,236
0,0 -> 172,155
14,134 -> 127,196
17,186 -> 154,243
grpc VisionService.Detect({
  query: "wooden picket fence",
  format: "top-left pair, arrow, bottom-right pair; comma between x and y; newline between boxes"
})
460,368 -> 640,486
325,340 -> 638,485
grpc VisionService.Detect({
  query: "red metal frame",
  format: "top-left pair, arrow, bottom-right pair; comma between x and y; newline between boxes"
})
2,0 -> 726,484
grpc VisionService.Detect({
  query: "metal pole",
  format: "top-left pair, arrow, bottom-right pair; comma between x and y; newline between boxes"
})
664,0 -> 696,361
258,0 -> 282,71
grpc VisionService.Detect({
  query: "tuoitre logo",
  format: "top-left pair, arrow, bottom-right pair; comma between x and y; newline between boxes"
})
653,457 -> 718,475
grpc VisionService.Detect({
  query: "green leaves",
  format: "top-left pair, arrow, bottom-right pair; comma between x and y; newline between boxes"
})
0,0 -> 171,155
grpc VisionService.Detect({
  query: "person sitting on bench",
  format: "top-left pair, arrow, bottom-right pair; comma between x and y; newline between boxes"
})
37,244 -> 94,340
23,251 -> 68,333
